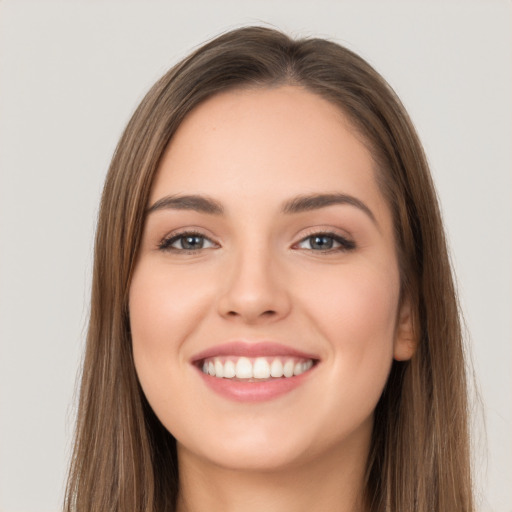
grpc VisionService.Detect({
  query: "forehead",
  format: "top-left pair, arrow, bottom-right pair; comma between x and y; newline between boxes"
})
150,86 -> 388,223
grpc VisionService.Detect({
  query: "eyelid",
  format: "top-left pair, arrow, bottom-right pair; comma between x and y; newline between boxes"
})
292,228 -> 356,252
157,228 -> 219,253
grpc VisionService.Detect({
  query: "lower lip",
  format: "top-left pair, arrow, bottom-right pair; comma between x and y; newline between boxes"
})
195,366 -> 316,402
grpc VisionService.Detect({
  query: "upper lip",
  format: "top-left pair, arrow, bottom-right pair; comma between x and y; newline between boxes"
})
190,341 -> 320,363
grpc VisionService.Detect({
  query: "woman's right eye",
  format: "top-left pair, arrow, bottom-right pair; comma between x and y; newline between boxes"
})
158,233 -> 217,253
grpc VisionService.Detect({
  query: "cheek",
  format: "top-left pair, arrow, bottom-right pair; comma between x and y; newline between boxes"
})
130,262 -> 212,350
298,263 -> 400,403
301,262 -> 399,339
128,262 -> 215,405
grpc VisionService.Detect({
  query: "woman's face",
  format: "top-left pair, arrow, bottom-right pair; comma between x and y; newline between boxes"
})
129,86 -> 414,472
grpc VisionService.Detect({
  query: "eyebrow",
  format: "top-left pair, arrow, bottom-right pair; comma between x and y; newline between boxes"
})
147,192 -> 377,225
147,194 -> 224,215
282,193 -> 377,225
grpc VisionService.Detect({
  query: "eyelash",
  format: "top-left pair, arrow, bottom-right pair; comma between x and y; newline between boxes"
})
157,230 -> 356,254
158,230 -> 217,254
293,231 -> 356,253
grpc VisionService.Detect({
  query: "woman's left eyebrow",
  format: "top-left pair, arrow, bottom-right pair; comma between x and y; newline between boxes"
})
281,193 -> 378,226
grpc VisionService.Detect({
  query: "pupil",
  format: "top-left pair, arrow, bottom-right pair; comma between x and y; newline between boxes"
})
311,235 -> 333,250
182,235 -> 203,250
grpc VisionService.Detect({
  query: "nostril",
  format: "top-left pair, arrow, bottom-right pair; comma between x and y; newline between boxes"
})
226,309 -> 276,317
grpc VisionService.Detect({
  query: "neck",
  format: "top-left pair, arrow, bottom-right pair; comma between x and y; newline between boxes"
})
175,432 -> 370,512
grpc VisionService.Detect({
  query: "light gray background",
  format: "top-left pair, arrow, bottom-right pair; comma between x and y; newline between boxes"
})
0,1 -> 510,511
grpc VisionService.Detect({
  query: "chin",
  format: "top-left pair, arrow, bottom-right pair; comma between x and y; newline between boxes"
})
181,436 -> 312,473
174,411 -> 372,475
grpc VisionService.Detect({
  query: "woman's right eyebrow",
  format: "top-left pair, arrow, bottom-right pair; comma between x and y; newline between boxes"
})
146,194 -> 224,215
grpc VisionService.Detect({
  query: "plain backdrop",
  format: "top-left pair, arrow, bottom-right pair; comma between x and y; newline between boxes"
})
0,1 -> 510,511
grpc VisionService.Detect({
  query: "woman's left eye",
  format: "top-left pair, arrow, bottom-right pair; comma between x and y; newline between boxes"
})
295,233 -> 355,252
158,233 -> 217,252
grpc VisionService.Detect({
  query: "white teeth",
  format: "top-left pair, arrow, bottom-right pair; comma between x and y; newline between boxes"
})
283,360 -> 294,377
223,359 -> 236,378
270,359 -> 284,378
293,362 -> 303,376
200,356 -> 315,379
253,357 -> 270,379
214,359 -> 224,378
235,357 -> 253,378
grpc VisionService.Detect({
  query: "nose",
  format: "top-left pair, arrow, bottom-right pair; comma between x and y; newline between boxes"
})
216,246 -> 291,325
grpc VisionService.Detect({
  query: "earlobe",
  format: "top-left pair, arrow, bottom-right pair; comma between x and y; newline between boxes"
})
393,298 -> 417,361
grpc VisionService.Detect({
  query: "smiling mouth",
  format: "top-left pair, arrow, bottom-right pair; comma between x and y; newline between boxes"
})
198,356 -> 317,381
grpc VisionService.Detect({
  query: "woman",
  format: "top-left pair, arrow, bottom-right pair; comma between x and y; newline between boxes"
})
65,26 -> 474,511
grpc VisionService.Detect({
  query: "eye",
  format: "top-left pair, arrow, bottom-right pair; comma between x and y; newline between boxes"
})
295,232 -> 355,252
158,232 -> 217,253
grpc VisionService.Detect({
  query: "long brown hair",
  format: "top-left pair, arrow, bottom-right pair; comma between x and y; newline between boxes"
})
65,26 -> 474,511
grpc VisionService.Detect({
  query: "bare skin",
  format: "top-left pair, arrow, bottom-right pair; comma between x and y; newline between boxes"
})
175,412 -> 371,512
129,86 -> 415,512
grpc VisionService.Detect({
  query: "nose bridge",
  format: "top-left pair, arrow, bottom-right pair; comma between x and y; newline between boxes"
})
217,235 -> 290,323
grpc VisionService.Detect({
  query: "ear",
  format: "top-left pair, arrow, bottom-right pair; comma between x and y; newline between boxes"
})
393,297 -> 417,361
